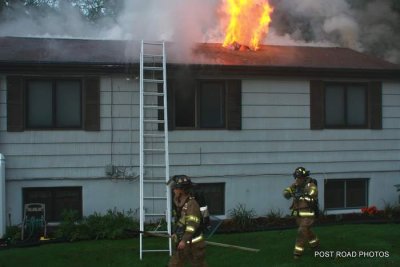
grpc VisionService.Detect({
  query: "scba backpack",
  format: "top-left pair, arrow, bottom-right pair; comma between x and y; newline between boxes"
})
307,177 -> 320,217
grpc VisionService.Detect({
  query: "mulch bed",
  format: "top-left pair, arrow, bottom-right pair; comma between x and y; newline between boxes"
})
215,212 -> 400,234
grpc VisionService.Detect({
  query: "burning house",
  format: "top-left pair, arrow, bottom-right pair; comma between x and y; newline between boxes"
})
0,1 -> 400,237
0,35 -> 400,234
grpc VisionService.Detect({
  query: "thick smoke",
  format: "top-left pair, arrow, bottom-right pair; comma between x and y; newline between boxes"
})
0,0 -> 399,63
268,0 -> 400,63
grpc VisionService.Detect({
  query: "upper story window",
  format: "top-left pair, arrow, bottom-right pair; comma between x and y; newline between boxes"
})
310,81 -> 382,130
164,78 -> 241,130
26,79 -> 82,129
7,76 -> 100,132
325,83 -> 367,128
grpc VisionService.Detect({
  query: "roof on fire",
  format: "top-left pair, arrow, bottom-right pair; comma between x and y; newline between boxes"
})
0,36 -> 399,77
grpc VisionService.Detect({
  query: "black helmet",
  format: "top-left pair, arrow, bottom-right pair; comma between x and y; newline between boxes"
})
171,175 -> 192,189
293,167 -> 310,179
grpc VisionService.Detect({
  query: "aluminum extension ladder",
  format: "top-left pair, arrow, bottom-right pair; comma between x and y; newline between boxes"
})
139,40 -> 172,259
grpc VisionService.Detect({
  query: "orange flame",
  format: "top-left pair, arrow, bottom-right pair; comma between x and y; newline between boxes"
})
222,0 -> 274,51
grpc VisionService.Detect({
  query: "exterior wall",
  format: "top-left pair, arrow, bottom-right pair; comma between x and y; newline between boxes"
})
0,75 -> 399,225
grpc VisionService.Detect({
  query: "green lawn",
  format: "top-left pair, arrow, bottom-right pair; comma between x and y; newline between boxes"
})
0,224 -> 399,267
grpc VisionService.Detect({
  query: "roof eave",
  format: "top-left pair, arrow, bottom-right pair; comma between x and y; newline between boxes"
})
1,61 -> 400,80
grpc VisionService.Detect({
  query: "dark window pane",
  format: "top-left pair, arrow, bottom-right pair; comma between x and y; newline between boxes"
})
27,81 -> 53,127
53,189 -> 82,220
347,86 -> 366,126
194,183 -> 225,215
200,82 -> 225,128
324,180 -> 345,209
175,84 -> 195,127
325,86 -> 345,126
23,187 -> 82,222
56,81 -> 81,127
346,180 -> 367,207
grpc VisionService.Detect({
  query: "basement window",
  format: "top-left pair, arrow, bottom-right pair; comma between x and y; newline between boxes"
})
23,187 -> 82,222
164,79 -> 241,130
26,79 -> 82,129
324,179 -> 368,209
193,183 -> 225,215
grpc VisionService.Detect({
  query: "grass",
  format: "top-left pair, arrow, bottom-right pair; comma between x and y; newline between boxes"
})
0,224 -> 399,267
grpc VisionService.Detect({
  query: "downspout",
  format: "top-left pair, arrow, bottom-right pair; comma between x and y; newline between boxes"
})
0,154 -> 5,237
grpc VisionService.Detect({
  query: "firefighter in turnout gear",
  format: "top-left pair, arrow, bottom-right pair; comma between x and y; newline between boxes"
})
168,175 -> 208,267
283,167 -> 320,259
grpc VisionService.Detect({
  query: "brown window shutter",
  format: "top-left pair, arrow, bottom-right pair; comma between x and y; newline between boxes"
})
310,80 -> 324,130
7,76 -> 24,132
226,80 -> 242,130
368,81 -> 382,129
84,77 -> 100,131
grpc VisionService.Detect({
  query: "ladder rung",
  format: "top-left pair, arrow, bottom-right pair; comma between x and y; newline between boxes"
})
144,197 -> 167,200
144,148 -> 165,151
142,249 -> 170,253
144,105 -> 164,110
144,179 -> 166,183
143,41 -> 163,45
143,92 -> 164,96
143,54 -> 163,58
144,133 -> 165,138
145,213 -> 166,216
148,230 -> 169,234
143,79 -> 164,83
143,66 -> 163,71
144,119 -> 164,123
144,164 -> 165,167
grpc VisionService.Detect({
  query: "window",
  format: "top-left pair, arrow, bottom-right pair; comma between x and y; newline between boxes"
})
7,76 -> 100,132
194,183 -> 225,215
26,79 -> 82,129
165,79 -> 241,130
23,187 -> 82,222
324,179 -> 368,209
325,83 -> 366,128
310,81 -> 382,130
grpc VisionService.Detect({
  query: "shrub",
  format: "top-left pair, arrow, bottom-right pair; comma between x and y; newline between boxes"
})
55,209 -> 89,241
382,201 -> 395,219
56,208 -> 139,241
3,225 -> 21,243
228,203 -> 256,230
266,208 -> 283,223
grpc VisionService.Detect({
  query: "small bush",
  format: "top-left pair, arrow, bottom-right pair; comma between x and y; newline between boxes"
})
55,209 -> 88,241
266,208 -> 283,223
56,208 -> 139,241
228,203 -> 256,230
3,225 -> 21,243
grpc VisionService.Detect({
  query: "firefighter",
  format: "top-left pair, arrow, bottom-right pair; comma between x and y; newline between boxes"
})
283,167 -> 320,259
168,175 -> 208,267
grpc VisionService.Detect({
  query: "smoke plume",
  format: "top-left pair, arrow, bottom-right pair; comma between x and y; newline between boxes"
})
0,0 -> 399,63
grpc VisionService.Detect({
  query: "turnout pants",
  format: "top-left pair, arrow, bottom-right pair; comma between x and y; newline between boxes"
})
293,216 -> 319,257
168,240 -> 208,267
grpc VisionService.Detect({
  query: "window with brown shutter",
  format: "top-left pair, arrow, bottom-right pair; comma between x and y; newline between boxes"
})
6,76 -> 100,131
310,80 -> 382,130
6,76 -> 24,132
166,79 -> 241,130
